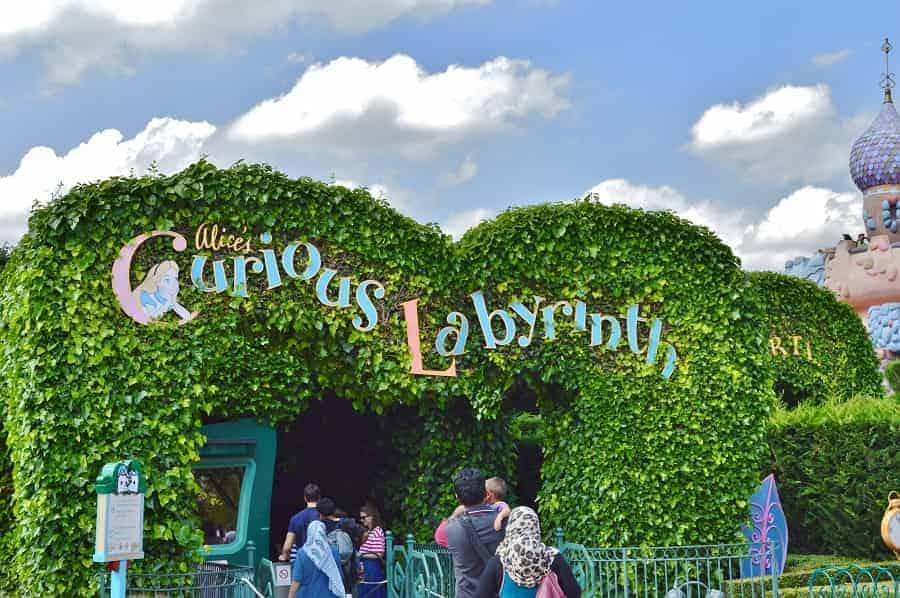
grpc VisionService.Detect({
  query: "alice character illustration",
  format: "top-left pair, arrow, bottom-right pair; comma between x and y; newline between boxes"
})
127,471 -> 139,493
117,467 -> 129,494
131,260 -> 197,324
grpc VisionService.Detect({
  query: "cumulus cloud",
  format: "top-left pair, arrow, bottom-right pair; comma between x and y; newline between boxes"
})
584,179 -> 861,271
689,84 -> 870,184
227,54 -> 570,158
738,186 -> 858,270
0,118 -> 214,243
585,179 -> 747,248
0,1 -> 491,87
438,155 -> 478,186
812,49 -> 853,68
441,208 -> 493,239
331,178 -> 412,213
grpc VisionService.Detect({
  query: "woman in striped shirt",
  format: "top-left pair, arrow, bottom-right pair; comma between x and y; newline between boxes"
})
358,503 -> 386,598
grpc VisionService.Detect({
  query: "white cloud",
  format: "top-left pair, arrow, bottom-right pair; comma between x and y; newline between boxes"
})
438,155 -> 478,186
585,179 -> 747,248
0,118 -> 214,243
228,54 -> 570,158
738,186 -> 858,270
0,0 -> 492,87
812,49 -> 853,68
584,179 -> 862,271
441,208 -> 493,239
331,178 -> 409,212
691,85 -> 831,149
689,84 -> 869,184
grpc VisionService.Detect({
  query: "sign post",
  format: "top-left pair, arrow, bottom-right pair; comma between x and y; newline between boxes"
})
93,459 -> 146,598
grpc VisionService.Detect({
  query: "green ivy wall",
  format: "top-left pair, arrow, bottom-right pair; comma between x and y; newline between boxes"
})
747,272 -> 882,406
0,162 -> 775,594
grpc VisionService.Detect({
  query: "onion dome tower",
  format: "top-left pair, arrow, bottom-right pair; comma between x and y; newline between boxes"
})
849,38 -> 900,243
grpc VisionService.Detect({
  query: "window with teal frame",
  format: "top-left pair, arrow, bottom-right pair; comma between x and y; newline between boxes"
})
194,457 -> 256,557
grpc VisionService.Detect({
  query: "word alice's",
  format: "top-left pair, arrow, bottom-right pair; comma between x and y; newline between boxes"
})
769,335 -> 813,360
111,226 -> 677,379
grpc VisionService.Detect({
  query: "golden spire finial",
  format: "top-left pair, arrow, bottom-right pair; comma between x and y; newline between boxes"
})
882,38 -> 895,103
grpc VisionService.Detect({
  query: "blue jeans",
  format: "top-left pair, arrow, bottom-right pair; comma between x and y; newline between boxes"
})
359,558 -> 386,598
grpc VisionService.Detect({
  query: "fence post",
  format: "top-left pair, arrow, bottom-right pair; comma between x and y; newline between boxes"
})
768,542 -> 779,597
386,531 -> 395,598
246,540 -> 256,570
405,534 -> 415,598
554,528 -> 564,549
622,548 -> 630,598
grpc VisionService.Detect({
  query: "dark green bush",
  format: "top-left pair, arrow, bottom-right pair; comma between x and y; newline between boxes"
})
884,361 -> 900,394
748,272 -> 882,406
766,397 -> 900,558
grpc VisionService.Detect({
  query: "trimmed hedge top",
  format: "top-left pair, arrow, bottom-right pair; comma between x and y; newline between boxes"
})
747,272 -> 882,406
0,162 -> 775,594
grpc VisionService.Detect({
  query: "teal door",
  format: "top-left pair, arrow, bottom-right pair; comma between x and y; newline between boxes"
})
195,418 -> 276,570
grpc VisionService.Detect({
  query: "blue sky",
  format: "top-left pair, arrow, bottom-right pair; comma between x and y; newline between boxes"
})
0,1 -> 897,269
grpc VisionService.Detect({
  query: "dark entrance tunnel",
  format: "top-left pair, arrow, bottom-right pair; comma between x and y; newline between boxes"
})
268,395 -> 396,557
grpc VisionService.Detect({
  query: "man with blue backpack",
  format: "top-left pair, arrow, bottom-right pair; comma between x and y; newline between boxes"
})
317,497 -> 365,594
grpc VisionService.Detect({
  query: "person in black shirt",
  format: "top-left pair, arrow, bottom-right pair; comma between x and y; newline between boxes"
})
474,507 -> 580,598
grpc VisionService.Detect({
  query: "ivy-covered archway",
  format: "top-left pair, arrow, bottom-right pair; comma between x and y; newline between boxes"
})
747,272 -> 882,406
0,162 -> 774,595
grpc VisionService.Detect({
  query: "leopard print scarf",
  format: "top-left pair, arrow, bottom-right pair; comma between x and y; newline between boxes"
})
495,506 -> 559,588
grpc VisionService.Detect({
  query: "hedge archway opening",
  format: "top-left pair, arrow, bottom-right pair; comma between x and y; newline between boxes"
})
0,161 -> 775,595
265,394 -> 408,552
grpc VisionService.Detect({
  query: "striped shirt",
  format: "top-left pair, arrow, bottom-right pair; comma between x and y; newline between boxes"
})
359,526 -> 385,555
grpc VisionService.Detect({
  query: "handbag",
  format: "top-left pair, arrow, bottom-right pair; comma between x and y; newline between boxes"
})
536,570 -> 566,598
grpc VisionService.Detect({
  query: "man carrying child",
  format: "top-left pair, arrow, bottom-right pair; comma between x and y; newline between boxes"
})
434,469 -> 508,598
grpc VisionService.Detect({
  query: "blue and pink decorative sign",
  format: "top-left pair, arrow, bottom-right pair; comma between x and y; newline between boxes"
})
111,224 -> 679,379
741,474 -> 788,578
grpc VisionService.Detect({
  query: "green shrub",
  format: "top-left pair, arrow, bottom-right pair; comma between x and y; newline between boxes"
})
766,397 -> 900,558
457,201 -> 775,546
885,361 -> 900,394
747,272 -> 882,406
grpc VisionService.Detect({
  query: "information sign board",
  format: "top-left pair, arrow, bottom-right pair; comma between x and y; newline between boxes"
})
93,460 -> 146,563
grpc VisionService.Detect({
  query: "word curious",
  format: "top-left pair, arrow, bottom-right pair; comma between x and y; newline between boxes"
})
112,227 -> 384,332
111,225 -> 678,379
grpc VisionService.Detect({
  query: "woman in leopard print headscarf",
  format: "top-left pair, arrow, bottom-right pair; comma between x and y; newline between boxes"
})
496,507 -> 558,587
475,506 -> 581,598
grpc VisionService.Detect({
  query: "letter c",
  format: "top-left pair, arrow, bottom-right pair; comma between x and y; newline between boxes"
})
111,231 -> 188,325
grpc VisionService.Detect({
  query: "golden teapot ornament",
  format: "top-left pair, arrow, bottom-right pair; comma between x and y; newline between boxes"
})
882,491 -> 900,557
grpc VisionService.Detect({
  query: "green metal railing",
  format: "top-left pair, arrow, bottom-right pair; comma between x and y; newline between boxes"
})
807,564 -> 900,598
386,529 -> 779,598
387,531 -> 456,598
557,541 -> 778,598
97,563 -> 258,597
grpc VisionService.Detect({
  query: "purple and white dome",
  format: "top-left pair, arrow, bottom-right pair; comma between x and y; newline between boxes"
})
849,96 -> 900,192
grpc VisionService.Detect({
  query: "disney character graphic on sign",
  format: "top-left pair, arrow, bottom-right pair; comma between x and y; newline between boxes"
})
127,470 -> 139,493
116,466 -> 130,494
132,260 -> 196,324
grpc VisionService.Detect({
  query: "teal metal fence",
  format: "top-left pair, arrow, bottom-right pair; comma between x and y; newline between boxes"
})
386,529 -> 779,598
97,563 -> 258,597
807,564 -> 900,598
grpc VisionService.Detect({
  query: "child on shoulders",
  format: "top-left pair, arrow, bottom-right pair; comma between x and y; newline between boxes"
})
449,476 -> 511,531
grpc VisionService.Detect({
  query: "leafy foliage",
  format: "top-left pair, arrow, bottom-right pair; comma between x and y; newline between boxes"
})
451,201 -> 775,546
0,244 -> 10,274
884,361 -> 900,394
748,272 -> 882,407
766,397 -> 899,558
0,162 -> 775,593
